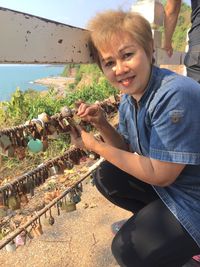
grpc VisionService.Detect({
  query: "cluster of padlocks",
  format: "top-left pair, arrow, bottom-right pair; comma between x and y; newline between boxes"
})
0,147 -> 94,211
0,95 -> 119,159
0,155 -> 103,252
0,95 -> 119,251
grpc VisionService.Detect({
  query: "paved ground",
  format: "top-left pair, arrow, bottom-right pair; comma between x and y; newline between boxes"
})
0,177 -> 131,267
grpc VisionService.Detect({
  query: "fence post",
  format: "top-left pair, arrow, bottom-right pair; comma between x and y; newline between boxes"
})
131,0 -> 186,68
131,0 -> 164,53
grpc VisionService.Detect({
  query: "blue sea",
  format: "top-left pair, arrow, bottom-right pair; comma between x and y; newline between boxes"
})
0,64 -> 65,101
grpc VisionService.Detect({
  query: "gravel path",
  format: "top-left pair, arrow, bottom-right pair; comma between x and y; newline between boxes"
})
0,177 -> 131,267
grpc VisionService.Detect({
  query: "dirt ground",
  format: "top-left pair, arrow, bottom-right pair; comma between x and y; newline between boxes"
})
0,176 -> 131,267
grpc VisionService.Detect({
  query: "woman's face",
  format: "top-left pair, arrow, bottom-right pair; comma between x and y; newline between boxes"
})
99,33 -> 152,101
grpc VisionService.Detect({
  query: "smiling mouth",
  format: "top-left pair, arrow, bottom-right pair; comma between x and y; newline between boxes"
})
119,76 -> 135,86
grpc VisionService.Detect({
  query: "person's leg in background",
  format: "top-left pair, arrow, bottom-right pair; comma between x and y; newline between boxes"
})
184,44 -> 200,84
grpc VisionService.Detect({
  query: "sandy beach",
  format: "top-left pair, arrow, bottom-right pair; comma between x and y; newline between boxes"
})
34,76 -> 75,91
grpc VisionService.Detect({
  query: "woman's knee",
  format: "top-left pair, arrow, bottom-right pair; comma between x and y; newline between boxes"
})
111,225 -> 158,267
93,160 -> 119,192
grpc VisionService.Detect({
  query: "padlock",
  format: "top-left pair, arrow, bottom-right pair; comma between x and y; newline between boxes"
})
56,160 -> 65,174
30,223 -> 37,238
27,138 -> 43,153
1,225 -> 10,237
75,186 -> 82,198
0,146 -> 15,157
34,223 -> 43,236
0,205 -> 7,218
56,201 -> 60,216
60,106 -> 73,118
48,215 -> 55,225
14,146 -> 26,160
74,183 -> 83,197
54,188 -> 60,198
5,241 -> 16,252
41,136 -> 48,151
61,200 -> 76,213
47,124 -> 57,135
49,164 -> 59,176
0,192 -> 4,206
63,159 -> 74,170
38,112 -> 50,123
68,148 -> 80,165
69,189 -> 81,204
8,193 -> 20,210
26,176 -> 35,197
2,189 -> 9,207
0,132 -> 15,157
31,118 -> 45,134
47,209 -> 55,225
72,193 -> 81,204
15,231 -> 26,246
0,134 -> 12,150
0,232 -> 5,240
31,221 -> 43,238
19,192 -> 29,205
59,118 -> 71,132
41,213 -> 50,226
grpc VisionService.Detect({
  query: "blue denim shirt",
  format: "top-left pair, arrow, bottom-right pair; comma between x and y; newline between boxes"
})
118,65 -> 200,247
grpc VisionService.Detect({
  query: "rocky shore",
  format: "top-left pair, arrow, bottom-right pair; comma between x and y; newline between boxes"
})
34,76 -> 75,94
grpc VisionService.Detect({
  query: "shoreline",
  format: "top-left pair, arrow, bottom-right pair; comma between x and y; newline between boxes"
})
34,76 -> 75,91
0,76 -> 75,102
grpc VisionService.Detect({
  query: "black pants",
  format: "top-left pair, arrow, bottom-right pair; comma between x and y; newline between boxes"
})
184,44 -> 200,84
94,161 -> 200,267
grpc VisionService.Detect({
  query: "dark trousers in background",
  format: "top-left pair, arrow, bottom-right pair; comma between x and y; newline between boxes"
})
94,161 -> 200,267
184,44 -> 200,84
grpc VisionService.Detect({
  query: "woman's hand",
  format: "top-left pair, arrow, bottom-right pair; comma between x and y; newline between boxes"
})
69,124 -> 100,152
69,125 -> 85,149
80,129 -> 100,152
77,102 -> 106,128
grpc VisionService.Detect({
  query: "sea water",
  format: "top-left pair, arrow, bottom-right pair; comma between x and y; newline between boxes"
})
0,64 -> 65,101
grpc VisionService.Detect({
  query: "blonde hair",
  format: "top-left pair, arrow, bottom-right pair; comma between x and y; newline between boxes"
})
87,10 -> 153,66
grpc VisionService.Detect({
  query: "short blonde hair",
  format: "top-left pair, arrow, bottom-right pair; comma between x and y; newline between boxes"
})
87,10 -> 153,66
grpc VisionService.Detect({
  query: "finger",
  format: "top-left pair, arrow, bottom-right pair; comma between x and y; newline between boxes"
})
69,125 -> 80,138
77,103 -> 88,116
75,124 -> 85,133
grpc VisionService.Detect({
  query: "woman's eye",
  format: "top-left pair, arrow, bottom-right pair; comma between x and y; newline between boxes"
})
104,61 -> 114,67
123,52 -> 134,59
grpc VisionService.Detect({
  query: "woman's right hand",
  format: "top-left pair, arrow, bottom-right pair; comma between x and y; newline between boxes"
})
77,102 -> 106,128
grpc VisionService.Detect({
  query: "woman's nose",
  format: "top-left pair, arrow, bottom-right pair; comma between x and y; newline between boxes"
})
112,60 -> 128,75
